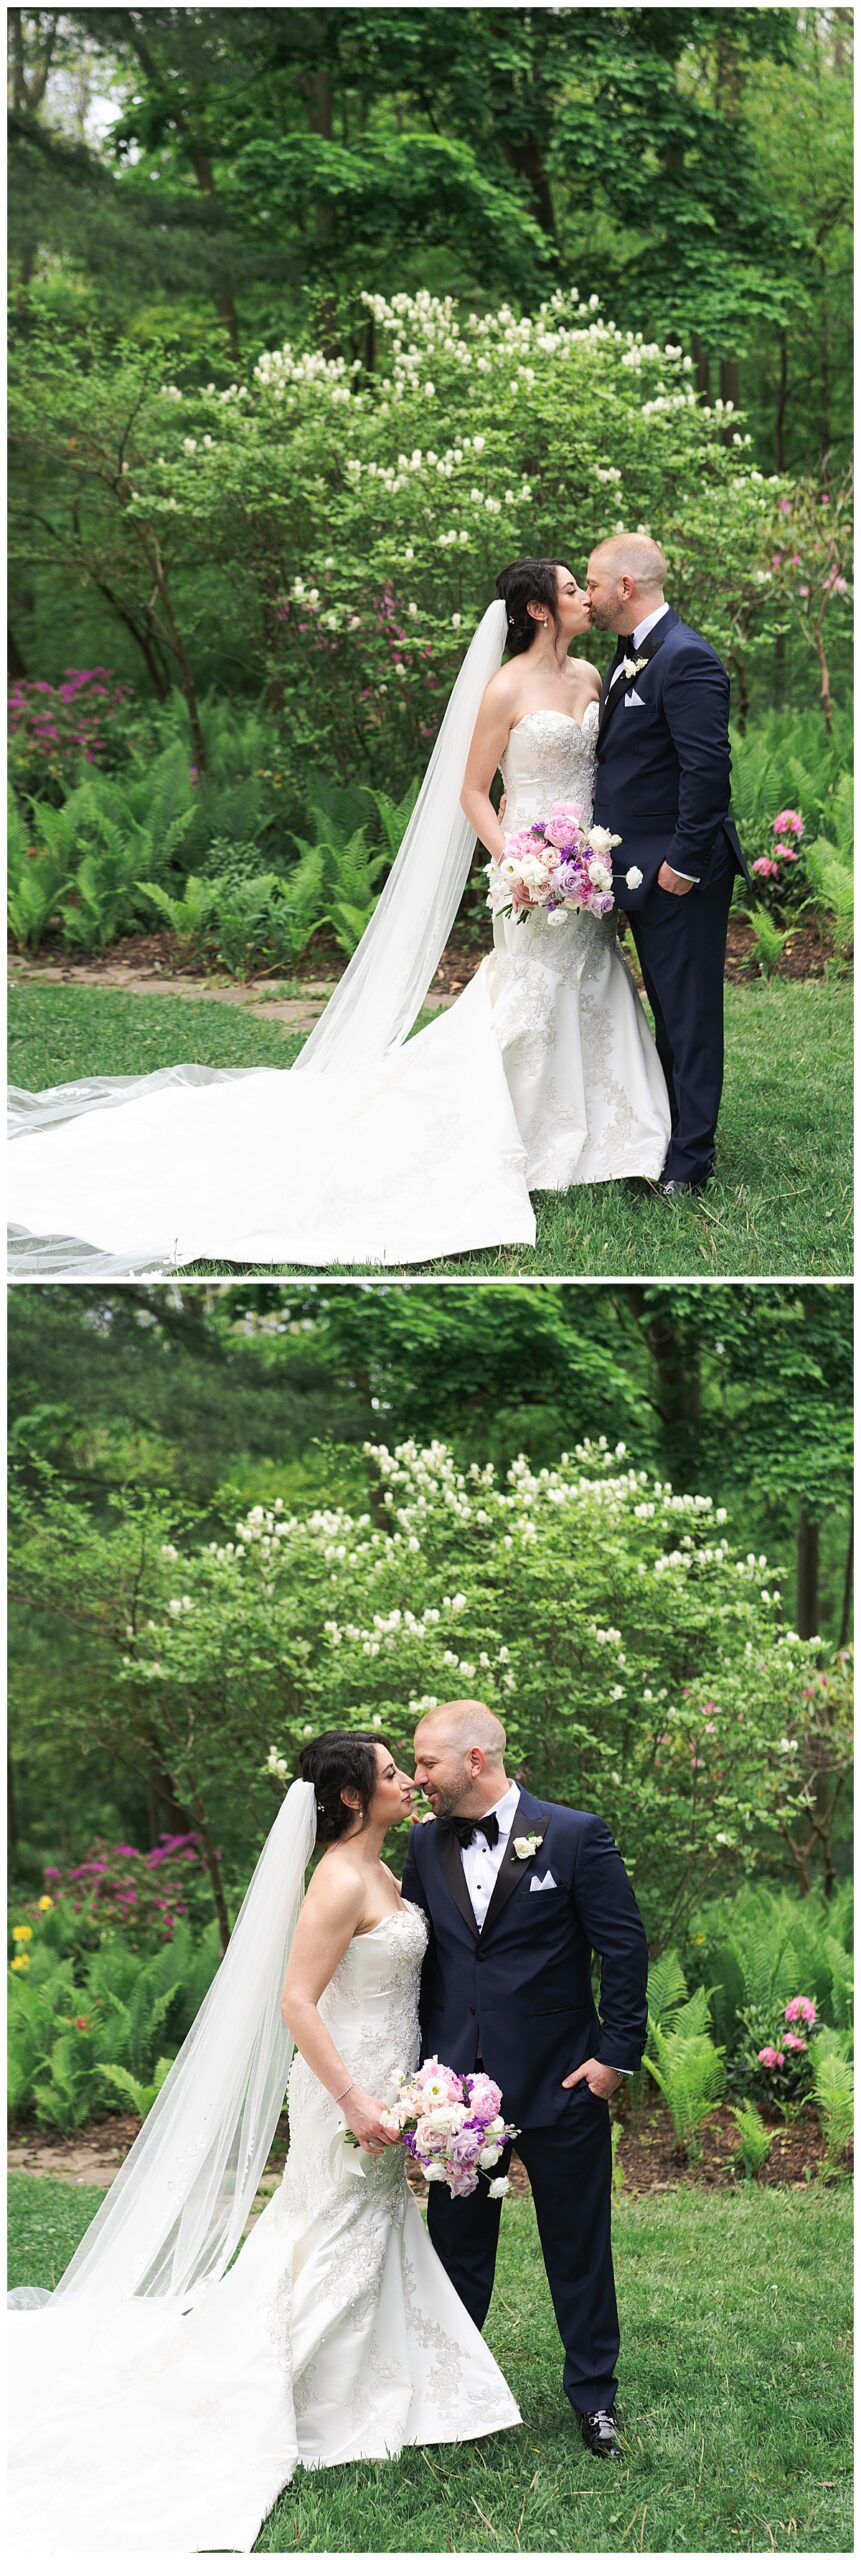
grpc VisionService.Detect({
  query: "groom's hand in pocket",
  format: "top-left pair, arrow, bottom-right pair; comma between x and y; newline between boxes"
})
562,2058 -> 623,2100
657,862 -> 695,896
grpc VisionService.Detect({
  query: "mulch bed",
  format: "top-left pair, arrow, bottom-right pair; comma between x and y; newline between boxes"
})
9,2092 -> 849,2198
8,915 -> 841,994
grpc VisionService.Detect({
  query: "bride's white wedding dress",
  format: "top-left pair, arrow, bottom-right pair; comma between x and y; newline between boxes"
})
8,701 -> 670,1275
9,1903 -> 520,2554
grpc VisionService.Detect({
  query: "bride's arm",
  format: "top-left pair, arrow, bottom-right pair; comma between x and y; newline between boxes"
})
280,1866 -> 401,2151
460,678 -> 516,861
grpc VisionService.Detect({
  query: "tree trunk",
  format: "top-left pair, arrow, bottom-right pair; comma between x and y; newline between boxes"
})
189,1787 -> 232,1952
8,1747 -> 19,1857
774,326 -> 789,472
122,19 -> 241,362
796,1510 -> 820,1638
720,354 -> 740,440
838,1501 -> 853,1649
690,334 -> 711,403
8,623 -> 29,681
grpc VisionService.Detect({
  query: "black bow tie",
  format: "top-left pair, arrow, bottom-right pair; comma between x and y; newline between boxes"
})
444,1812 -> 500,1850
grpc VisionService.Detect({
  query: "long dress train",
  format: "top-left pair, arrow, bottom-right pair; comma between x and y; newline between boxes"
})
8,1904 -> 520,2554
8,703 -> 670,1274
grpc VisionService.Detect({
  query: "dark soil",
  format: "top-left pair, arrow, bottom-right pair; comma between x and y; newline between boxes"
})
9,2091 -> 849,2199
9,914 -> 841,993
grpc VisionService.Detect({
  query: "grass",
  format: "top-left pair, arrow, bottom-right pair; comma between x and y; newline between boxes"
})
8,2174 -> 852,2551
9,975 -> 853,1278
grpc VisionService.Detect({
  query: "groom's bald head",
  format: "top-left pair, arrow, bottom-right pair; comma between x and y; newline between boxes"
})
586,533 -> 667,634
589,533 -> 667,590
413,1700 -> 509,1817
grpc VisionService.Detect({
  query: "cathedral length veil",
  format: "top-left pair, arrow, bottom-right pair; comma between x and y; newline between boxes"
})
8,603 -> 509,1277
9,1779 -> 319,2313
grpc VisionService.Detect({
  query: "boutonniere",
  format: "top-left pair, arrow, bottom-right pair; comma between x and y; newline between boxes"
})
412,1809 -> 436,1824
621,654 -> 649,680
513,1833 -> 544,1860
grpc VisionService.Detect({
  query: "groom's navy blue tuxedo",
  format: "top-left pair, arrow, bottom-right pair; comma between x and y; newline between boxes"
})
593,607 -> 752,1187
401,1787 -> 649,2414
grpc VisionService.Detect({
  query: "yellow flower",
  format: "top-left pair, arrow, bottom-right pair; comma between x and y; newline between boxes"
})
10,1954 -> 30,1972
694,1933 -> 706,1945
12,1924 -> 33,1942
38,1895 -> 54,1911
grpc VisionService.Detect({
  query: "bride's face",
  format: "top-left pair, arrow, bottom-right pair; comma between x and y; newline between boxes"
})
552,566 -> 592,641
372,1747 -> 418,1825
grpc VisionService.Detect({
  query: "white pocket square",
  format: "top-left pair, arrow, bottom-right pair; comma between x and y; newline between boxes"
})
529,1871 -> 557,1892
624,688 -> 646,706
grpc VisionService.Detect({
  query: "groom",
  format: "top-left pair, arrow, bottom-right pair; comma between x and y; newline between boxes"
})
401,1701 -> 649,2460
587,532 -> 752,1196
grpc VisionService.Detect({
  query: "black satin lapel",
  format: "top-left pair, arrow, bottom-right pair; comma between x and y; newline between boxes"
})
481,1800 -> 547,1936
435,1824 -> 480,1939
597,610 -> 679,737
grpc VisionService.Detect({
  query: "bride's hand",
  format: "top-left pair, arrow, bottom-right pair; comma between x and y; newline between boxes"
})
341,2087 -> 401,2153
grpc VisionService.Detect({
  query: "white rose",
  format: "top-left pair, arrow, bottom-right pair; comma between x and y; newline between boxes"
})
423,2163 -> 447,2182
487,2176 -> 510,2199
587,857 -> 613,890
625,867 -> 643,889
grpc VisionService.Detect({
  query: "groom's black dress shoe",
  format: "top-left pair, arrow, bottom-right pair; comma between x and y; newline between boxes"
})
658,1175 -> 713,1200
578,2407 -> 624,2459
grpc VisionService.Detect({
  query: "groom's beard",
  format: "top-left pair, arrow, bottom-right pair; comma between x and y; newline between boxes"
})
423,1783 -> 482,1818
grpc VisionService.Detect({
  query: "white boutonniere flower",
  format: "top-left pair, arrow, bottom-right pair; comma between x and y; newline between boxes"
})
513,1833 -> 544,1860
625,866 -> 643,888
621,654 -> 649,679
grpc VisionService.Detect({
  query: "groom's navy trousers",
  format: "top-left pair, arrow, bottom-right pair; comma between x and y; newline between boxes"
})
401,1789 -> 648,2415
594,609 -> 752,1187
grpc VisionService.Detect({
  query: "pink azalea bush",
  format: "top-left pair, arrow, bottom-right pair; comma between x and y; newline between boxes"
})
749,808 -> 809,924
9,669 -> 132,798
18,1833 -> 213,1955
750,1994 -> 819,2111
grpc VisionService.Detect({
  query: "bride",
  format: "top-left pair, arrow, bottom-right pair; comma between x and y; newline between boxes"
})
8,559 -> 670,1276
8,1731 -> 521,2554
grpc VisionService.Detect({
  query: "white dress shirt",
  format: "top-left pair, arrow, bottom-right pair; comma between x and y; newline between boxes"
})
607,601 -> 694,882
460,1779 -> 521,1928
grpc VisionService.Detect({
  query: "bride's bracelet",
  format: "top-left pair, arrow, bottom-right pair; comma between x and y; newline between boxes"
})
336,2079 -> 355,2105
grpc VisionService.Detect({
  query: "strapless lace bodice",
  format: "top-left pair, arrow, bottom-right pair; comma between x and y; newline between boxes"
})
499,703 -> 599,831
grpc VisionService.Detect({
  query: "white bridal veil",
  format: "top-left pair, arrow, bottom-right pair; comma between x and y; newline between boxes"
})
7,602 -> 509,1276
9,1779 -> 318,2313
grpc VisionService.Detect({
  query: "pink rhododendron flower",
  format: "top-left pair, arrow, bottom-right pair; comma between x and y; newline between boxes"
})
784,1995 -> 817,2026
773,811 -> 804,837
781,2033 -> 808,2053
757,2046 -> 784,2069
753,858 -> 779,879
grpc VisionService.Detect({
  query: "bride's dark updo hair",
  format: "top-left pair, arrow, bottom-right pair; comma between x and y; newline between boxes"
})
496,558 -> 560,656
299,1729 -> 391,1844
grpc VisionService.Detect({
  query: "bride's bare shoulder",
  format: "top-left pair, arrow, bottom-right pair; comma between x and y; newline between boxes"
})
305,1848 -> 365,1919
481,661 -> 520,715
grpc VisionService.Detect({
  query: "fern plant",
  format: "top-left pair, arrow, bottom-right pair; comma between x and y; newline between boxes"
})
812,2034 -> 854,2175
96,2055 -> 174,2121
731,2100 -> 774,2180
644,2023 -> 725,2158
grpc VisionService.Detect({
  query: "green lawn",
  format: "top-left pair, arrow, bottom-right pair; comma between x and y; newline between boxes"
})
9,975 -> 852,1277
8,2175 -> 852,2552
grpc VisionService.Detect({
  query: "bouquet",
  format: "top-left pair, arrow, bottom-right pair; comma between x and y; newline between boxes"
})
379,2056 -> 519,2200
486,800 -> 641,925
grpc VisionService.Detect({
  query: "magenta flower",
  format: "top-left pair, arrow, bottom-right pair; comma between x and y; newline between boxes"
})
784,1995 -> 817,2027
757,2046 -> 784,2070
773,811 -> 804,837
781,2033 -> 808,2054
753,857 -> 779,879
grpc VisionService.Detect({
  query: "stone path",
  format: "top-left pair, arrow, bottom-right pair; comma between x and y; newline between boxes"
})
8,960 -> 454,1033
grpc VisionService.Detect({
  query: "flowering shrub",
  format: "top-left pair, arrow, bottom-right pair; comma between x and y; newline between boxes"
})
749,806 -> 810,922
8,670 -> 132,800
9,1834 -> 212,1960
96,1438 -> 828,1949
745,1993 -> 820,2113
11,293 -> 794,803
764,473 -> 852,735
